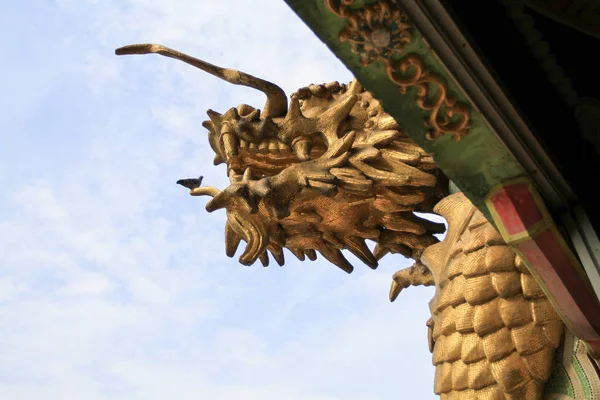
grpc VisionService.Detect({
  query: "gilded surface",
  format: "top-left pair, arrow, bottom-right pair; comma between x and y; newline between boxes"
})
325,0 -> 471,141
116,44 -> 569,399
422,192 -> 563,399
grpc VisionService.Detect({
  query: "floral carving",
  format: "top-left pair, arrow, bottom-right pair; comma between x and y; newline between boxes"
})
325,0 -> 471,141
333,0 -> 412,65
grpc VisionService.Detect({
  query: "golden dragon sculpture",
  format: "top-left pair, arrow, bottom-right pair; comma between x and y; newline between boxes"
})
116,44 -> 600,399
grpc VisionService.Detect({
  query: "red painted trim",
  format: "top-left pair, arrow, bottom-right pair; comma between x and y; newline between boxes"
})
517,230 -> 600,339
488,181 -> 545,236
486,178 -> 600,351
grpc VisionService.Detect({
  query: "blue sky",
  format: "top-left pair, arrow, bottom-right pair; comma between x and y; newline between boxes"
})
1,1 -> 438,398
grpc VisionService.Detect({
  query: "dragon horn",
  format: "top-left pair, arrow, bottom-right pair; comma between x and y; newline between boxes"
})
115,43 -> 288,118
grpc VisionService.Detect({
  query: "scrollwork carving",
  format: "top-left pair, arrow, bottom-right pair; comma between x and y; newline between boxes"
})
326,0 -> 471,141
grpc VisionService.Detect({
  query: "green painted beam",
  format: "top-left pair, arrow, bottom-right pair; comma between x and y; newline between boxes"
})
284,0 -> 527,224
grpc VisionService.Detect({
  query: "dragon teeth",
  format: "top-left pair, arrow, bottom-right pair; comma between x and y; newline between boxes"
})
278,142 -> 290,153
258,141 -> 269,154
242,167 -> 253,181
268,140 -> 279,154
235,139 -> 290,155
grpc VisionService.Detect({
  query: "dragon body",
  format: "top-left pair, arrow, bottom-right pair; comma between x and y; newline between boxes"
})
424,192 -> 563,399
116,44 -> 600,399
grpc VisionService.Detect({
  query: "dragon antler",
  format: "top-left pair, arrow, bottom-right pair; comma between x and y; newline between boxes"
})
115,43 -> 288,118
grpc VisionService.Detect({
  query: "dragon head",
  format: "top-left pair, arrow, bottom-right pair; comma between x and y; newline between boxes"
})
116,43 -> 447,274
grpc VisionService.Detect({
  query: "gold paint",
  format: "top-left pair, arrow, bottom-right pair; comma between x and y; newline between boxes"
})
325,0 -> 471,141
422,193 -> 563,398
491,272 -> 522,298
117,45 -> 567,399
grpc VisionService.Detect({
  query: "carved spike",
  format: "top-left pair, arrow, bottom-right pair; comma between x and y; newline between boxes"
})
335,178 -> 373,196
384,213 -> 427,235
323,232 -> 344,249
308,180 -> 337,197
329,167 -> 364,177
208,129 -> 225,164
246,108 -> 260,121
285,231 -> 322,248
350,146 -> 380,161
343,236 -> 378,269
207,109 -> 222,126
389,139 -> 426,154
361,130 -> 400,148
205,190 -> 231,212
201,120 -> 214,132
270,224 -> 286,248
380,187 -> 425,206
237,104 -> 255,117
389,280 -> 402,302
370,157 -> 438,187
287,95 -> 303,119
213,154 -> 225,165
305,249 -> 317,261
228,168 -> 241,182
416,216 -> 446,234
225,223 -> 241,258
379,229 -> 437,257
242,167 -> 253,181
189,186 -> 220,197
351,224 -> 380,240
377,115 -> 400,130
269,245 -> 285,266
381,148 -> 420,165
318,246 -> 354,273
324,130 -> 356,158
351,159 -> 411,186
348,78 -> 363,94
371,197 -> 414,213
259,252 -> 269,267
289,248 -> 306,261
377,232 -> 414,258
206,184 -> 248,212
317,93 -> 359,143
223,107 -> 240,121
373,244 -> 390,260
237,216 -> 269,267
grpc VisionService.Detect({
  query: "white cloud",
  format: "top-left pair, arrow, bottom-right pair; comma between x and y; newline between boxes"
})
57,271 -> 113,296
0,0 -> 439,399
